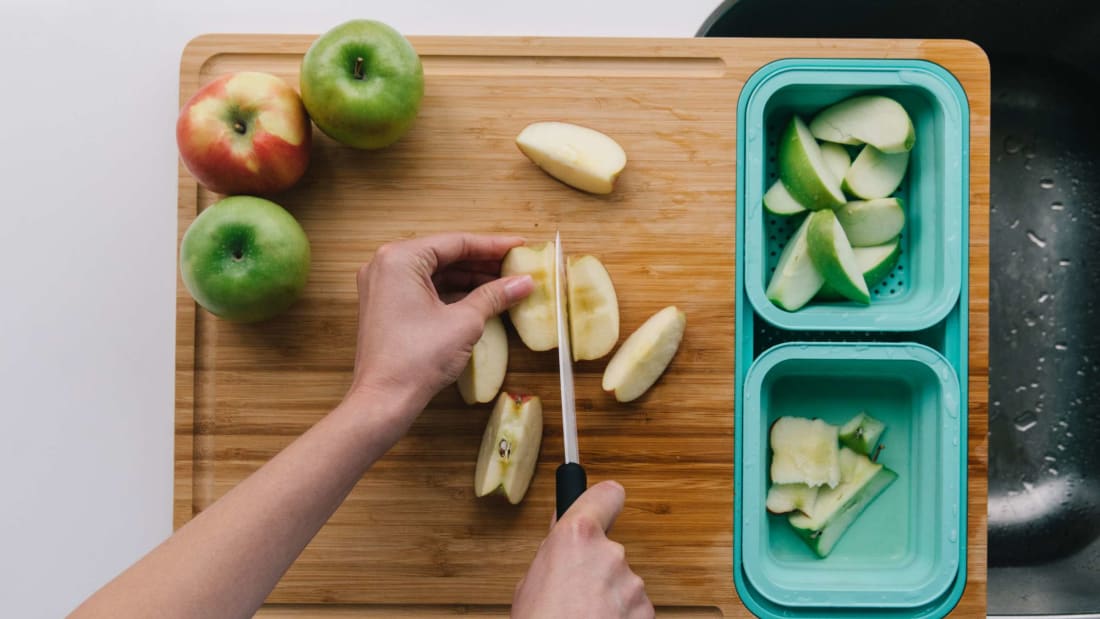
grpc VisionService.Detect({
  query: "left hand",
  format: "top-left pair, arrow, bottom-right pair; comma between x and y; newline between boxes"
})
348,233 -> 534,432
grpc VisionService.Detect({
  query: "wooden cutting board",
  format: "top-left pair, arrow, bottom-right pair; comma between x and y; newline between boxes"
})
176,35 -> 989,617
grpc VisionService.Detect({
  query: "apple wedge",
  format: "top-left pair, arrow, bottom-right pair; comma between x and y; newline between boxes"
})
809,95 -> 915,153
807,210 -> 871,304
501,243 -> 558,351
763,180 -> 808,216
778,116 -> 847,211
835,197 -> 905,247
820,141 -> 852,182
474,393 -> 543,504
817,237 -> 901,301
770,416 -> 841,488
602,306 -> 686,402
456,315 -> 508,405
516,121 -> 627,194
567,255 -> 619,361
766,214 -> 824,312
842,146 -> 909,200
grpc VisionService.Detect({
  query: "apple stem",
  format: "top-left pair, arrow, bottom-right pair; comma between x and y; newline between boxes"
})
233,121 -> 246,135
353,56 -> 365,80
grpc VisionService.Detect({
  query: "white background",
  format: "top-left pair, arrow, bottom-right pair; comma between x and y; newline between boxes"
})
0,0 -> 721,615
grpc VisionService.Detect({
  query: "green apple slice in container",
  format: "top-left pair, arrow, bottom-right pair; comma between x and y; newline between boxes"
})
843,146 -> 910,200
778,116 -> 847,211
817,237 -> 902,301
835,198 -> 906,247
807,210 -> 871,304
766,215 -> 824,312
809,95 -> 915,153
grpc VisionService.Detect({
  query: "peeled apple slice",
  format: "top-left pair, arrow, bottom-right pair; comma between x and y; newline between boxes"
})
842,146 -> 909,200
567,255 -> 619,361
501,243 -> 558,351
602,306 -> 686,402
766,214 -> 824,312
839,412 -> 887,456
769,416 -> 841,488
778,116 -> 847,211
457,315 -> 508,404
817,237 -> 901,301
807,210 -> 871,305
835,197 -> 905,247
766,483 -> 819,515
809,95 -> 916,153
788,447 -> 897,557
474,393 -> 543,504
516,121 -> 627,194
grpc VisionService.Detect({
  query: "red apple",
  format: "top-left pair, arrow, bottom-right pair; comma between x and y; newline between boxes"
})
176,71 -> 311,196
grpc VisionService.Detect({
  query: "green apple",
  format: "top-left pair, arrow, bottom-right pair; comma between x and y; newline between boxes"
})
766,214 -> 824,312
778,116 -> 847,210
809,95 -> 915,153
807,210 -> 871,304
180,196 -> 310,322
842,145 -> 909,199
769,416 -> 840,488
601,306 -> 686,402
835,197 -> 905,247
300,19 -> 424,149
817,237 -> 901,301
789,447 -> 897,557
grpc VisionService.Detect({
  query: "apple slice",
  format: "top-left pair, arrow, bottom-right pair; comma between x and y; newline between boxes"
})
778,116 -> 847,211
457,315 -> 508,404
567,255 -> 619,361
516,122 -> 627,194
766,214 -> 824,312
601,306 -> 686,402
763,180 -> 808,216
807,210 -> 871,305
474,393 -> 543,504
820,141 -> 852,182
817,237 -> 901,301
809,95 -> 915,153
770,416 -> 841,489
839,412 -> 887,457
766,483 -> 820,515
835,197 -> 905,247
501,243 -> 558,351
842,146 -> 909,200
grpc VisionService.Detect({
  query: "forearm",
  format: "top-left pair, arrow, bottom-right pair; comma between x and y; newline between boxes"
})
72,386 -> 415,619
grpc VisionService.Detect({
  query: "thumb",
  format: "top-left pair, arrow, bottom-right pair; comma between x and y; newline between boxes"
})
558,480 -> 625,533
457,274 -> 534,320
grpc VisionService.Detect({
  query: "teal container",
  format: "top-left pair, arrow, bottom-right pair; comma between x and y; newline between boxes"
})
740,59 -> 968,331
740,343 -> 961,608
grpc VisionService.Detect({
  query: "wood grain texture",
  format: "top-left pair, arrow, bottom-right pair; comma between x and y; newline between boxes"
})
176,35 -> 989,617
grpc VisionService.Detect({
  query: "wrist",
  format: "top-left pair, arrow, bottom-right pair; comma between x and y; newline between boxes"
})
336,380 -> 425,450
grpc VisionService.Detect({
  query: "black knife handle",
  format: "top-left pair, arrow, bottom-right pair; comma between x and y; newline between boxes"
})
555,462 -> 587,520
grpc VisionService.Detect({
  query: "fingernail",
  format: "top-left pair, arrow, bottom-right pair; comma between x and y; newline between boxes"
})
504,274 -> 535,302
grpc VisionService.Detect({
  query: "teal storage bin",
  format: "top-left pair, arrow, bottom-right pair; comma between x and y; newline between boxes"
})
740,343 -> 962,608
738,59 -> 968,331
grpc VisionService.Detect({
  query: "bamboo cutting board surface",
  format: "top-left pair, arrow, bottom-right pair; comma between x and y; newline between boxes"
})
176,35 -> 990,617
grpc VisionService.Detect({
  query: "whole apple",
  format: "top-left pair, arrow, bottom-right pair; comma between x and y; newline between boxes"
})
180,196 -> 311,323
300,20 -> 424,149
176,71 -> 312,195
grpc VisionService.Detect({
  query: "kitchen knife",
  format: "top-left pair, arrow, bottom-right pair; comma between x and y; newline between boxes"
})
554,231 -> 587,520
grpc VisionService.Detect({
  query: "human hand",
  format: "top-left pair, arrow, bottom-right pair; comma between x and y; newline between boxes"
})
512,481 -> 653,619
348,233 -> 534,431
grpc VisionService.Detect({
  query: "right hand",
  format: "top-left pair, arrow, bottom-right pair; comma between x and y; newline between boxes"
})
512,481 -> 654,618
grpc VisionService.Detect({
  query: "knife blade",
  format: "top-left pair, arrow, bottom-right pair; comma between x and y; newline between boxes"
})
554,231 -> 586,520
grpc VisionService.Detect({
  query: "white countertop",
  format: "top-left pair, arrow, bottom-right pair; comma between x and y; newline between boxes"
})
0,1 -> 720,615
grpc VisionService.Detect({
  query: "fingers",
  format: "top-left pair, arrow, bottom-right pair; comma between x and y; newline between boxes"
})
407,233 -> 525,271
560,480 -> 625,534
455,274 -> 534,321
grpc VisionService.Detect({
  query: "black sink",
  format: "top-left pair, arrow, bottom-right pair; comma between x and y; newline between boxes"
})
700,1 -> 1100,615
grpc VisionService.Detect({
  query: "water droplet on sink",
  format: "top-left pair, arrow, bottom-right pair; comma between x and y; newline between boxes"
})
1044,454 -> 1057,462
1057,443 -> 1067,451
1004,135 -> 1023,154
1055,342 -> 1068,351
1030,382 -> 1039,388
1040,178 -> 1055,189
1010,219 -> 1021,229
1027,231 -> 1048,248
1059,258 -> 1071,266
1048,467 -> 1059,476
1024,313 -> 1038,327
1051,201 -> 1065,210
1022,481 -> 1036,492
1038,292 -> 1050,303
1014,411 -> 1038,432
1016,385 -> 1029,393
